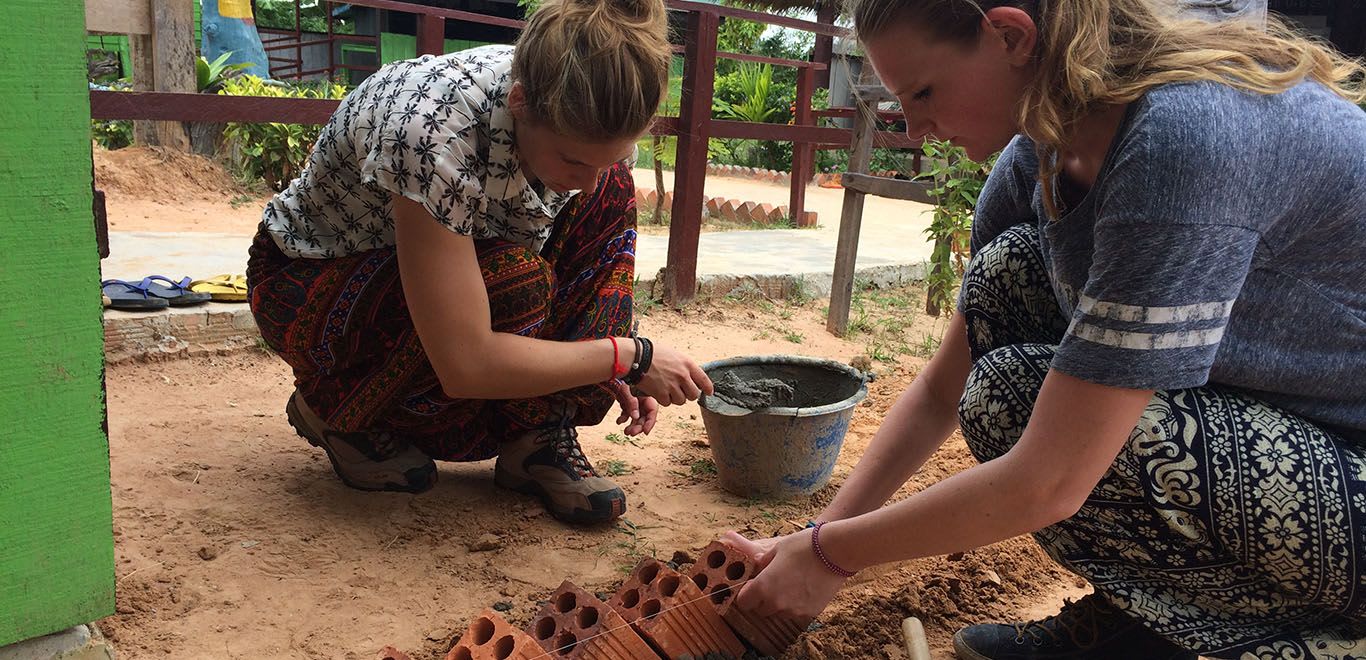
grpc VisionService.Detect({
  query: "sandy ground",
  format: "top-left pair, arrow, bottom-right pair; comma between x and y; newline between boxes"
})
101,302 -> 1082,659
94,146 -> 1083,659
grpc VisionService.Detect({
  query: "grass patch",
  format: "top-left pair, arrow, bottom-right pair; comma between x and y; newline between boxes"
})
605,432 -> 640,447
690,458 -> 718,477
600,459 -> 633,477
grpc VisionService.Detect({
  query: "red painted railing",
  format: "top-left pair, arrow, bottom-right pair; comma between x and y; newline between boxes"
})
90,0 -> 915,304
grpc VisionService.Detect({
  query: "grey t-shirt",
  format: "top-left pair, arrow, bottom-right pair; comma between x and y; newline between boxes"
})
971,80 -> 1366,439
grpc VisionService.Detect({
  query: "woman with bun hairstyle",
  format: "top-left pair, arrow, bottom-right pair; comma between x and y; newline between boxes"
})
726,1 -> 1366,658
247,0 -> 713,525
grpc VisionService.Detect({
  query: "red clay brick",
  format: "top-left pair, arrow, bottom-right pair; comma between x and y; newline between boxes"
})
718,200 -> 739,222
687,540 -> 810,657
753,203 -> 776,225
797,211 -> 818,228
377,646 -> 413,660
526,580 -> 658,660
446,610 -> 543,660
608,558 -> 745,659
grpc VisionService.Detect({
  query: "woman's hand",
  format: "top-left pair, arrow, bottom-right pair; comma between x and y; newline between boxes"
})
635,342 -> 713,406
608,380 -> 658,436
725,530 -> 847,621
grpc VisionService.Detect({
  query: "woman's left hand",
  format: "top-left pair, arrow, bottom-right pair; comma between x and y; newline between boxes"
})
609,379 -> 658,436
725,530 -> 847,620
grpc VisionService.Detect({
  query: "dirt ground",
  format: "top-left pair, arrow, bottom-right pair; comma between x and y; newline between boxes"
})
95,146 -> 1084,659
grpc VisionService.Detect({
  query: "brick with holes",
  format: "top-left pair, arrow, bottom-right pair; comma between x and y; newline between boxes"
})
607,557 -> 744,659
686,539 -> 810,657
446,609 -> 543,660
525,580 -> 658,659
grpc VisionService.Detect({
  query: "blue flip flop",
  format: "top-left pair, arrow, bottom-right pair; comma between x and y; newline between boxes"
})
143,275 -> 212,306
101,279 -> 170,311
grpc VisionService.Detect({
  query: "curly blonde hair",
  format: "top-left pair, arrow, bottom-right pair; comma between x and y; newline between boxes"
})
513,0 -> 671,141
850,0 -> 1366,216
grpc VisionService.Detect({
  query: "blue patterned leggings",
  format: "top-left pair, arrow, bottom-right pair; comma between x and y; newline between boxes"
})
958,224 -> 1366,658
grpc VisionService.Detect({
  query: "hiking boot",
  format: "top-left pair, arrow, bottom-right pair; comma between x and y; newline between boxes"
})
494,423 -> 626,524
953,593 -> 1196,660
285,390 -> 437,494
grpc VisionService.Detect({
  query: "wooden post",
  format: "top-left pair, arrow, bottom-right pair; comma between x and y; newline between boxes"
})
789,65 -> 815,228
130,0 -> 194,150
811,1 -> 837,88
663,9 -> 718,307
826,68 -> 878,336
1,0 -> 115,645
417,14 -> 445,56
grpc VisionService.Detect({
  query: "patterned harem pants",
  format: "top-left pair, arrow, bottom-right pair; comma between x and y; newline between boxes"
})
958,224 -> 1366,658
246,163 -> 637,462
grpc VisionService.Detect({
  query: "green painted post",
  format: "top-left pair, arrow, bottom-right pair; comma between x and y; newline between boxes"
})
0,0 -> 115,647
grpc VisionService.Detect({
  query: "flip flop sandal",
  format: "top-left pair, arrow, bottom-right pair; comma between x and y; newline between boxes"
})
143,275 -> 212,306
189,274 -> 248,302
101,279 -> 169,311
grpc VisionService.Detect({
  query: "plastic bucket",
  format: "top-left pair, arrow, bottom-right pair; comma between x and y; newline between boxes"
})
698,355 -> 868,499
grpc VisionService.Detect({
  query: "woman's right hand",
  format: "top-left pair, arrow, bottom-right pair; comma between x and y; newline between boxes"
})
635,342 -> 713,406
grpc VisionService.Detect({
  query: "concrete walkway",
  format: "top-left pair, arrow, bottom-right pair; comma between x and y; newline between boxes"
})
103,175 -> 935,281
100,176 -> 937,362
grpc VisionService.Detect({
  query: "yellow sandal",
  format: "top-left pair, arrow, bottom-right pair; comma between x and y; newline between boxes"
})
189,274 -> 248,302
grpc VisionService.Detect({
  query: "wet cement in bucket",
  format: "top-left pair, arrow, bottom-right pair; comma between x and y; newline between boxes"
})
705,361 -> 863,415
711,371 -> 796,410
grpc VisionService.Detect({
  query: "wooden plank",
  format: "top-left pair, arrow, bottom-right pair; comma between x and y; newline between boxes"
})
1,0 -> 114,645
344,0 -> 525,29
789,66 -> 815,227
151,0 -> 194,150
714,50 -> 827,70
668,0 -> 850,37
91,90 -> 341,123
710,120 -> 921,150
827,68 -> 880,336
663,10 -> 718,306
129,33 -> 157,145
840,173 -> 935,204
417,14 -> 445,55
85,0 -> 152,34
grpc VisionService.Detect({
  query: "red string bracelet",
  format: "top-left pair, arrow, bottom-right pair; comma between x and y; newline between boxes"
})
810,522 -> 856,578
608,336 -> 627,380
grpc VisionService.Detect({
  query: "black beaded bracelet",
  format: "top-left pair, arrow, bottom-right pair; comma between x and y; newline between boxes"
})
624,336 -> 653,385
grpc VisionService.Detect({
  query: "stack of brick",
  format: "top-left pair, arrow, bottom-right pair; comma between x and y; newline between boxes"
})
527,580 -> 657,659
383,545 -> 814,660
445,609 -> 544,660
687,540 -> 811,657
635,187 -> 817,228
607,558 -> 746,659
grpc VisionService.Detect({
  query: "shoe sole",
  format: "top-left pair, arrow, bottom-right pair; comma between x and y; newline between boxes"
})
286,395 -> 435,495
493,468 -> 624,525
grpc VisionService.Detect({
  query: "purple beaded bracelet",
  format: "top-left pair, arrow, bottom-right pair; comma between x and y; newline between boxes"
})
810,521 -> 856,578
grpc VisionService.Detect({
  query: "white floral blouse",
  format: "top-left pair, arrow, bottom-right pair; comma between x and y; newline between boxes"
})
261,45 -> 576,259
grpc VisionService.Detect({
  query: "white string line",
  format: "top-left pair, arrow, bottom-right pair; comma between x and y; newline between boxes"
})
513,582 -> 736,659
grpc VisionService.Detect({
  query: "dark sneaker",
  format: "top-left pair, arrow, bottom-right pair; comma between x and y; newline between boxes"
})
494,424 -> 626,524
285,390 -> 437,493
953,594 -> 1196,660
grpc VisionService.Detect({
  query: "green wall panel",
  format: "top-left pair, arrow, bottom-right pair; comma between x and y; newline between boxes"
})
1,0 -> 115,647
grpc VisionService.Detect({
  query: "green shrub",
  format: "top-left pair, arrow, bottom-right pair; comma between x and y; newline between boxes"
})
92,118 -> 133,150
219,76 -> 347,191
921,139 -> 997,316
91,80 -> 133,150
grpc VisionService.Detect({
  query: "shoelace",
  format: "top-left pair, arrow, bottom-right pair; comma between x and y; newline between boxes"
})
537,426 -> 596,478
1012,596 -> 1115,646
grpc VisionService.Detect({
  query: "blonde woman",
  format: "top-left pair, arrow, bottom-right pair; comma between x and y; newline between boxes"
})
246,0 -> 713,525
727,1 -> 1366,657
